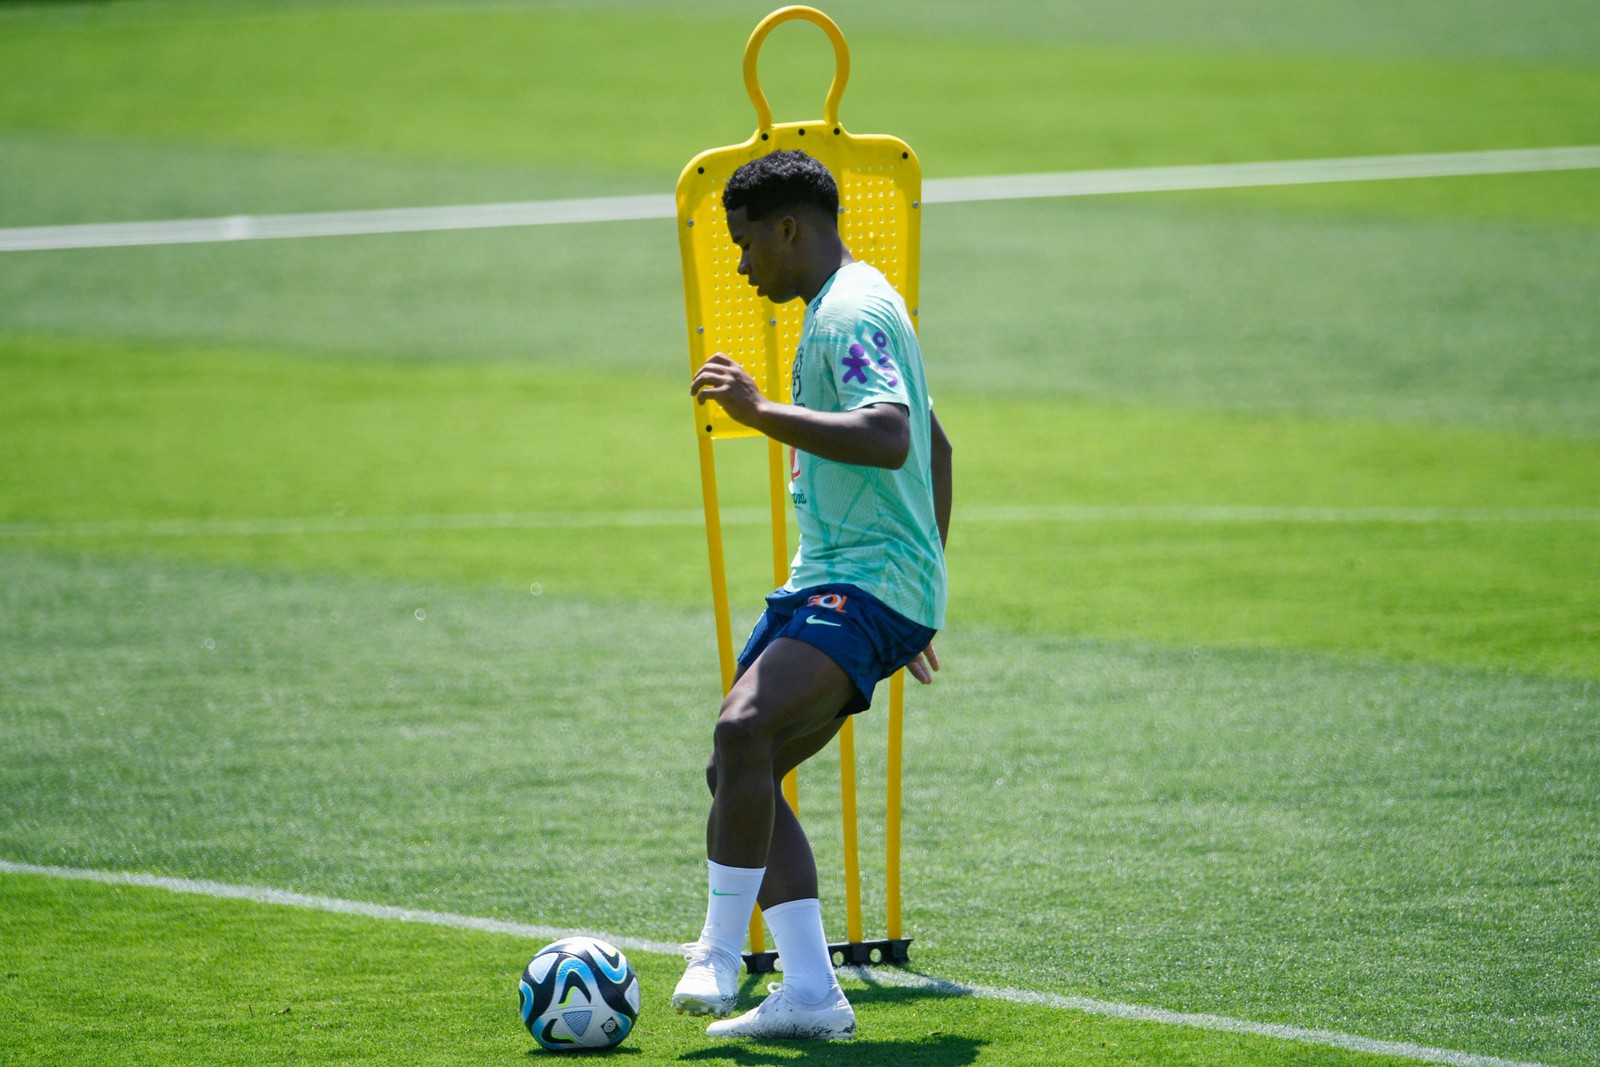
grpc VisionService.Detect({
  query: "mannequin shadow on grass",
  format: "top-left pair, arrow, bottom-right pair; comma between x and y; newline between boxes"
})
673,978 -> 987,1066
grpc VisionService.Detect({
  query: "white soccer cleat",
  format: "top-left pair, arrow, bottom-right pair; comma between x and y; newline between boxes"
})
672,942 -> 741,1018
705,982 -> 856,1041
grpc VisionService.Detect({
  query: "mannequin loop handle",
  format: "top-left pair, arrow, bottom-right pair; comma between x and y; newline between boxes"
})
743,6 -> 850,132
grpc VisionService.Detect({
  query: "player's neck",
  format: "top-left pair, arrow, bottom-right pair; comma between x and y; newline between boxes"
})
797,238 -> 855,305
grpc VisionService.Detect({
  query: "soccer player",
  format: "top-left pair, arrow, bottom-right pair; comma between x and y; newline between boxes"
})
673,149 -> 951,1041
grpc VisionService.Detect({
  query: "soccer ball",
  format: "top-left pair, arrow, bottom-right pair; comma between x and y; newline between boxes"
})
518,937 -> 641,1052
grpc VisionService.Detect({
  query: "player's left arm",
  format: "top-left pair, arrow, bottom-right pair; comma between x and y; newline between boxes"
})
690,352 -> 910,469
929,409 -> 952,548
906,408 -> 951,685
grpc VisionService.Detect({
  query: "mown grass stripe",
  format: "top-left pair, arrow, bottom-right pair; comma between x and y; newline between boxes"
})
0,859 -> 1556,1067
2,146 -> 1595,251
2,505 -> 1596,539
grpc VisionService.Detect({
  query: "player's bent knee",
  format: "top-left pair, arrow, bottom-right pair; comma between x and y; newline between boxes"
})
711,708 -> 775,764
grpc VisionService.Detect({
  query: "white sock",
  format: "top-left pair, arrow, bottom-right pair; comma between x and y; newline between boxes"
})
698,860 -> 766,961
763,897 -> 837,1003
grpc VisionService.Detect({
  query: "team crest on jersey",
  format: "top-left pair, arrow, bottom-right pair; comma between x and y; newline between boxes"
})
791,347 -> 805,403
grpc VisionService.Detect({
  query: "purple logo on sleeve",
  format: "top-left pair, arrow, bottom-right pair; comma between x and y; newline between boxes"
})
842,343 -> 870,384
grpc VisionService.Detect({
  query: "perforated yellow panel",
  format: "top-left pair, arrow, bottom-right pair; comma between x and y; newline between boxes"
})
676,7 -> 921,440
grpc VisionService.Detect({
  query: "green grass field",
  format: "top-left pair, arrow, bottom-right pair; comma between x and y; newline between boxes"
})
2,1 -> 1597,1065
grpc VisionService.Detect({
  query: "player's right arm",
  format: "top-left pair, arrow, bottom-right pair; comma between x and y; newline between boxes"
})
689,352 -> 911,469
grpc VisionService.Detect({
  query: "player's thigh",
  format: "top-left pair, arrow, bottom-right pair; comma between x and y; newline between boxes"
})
718,637 -> 857,754
774,715 -> 845,782
731,656 -> 847,775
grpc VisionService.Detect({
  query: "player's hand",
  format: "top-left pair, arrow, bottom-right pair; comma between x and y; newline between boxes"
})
906,641 -> 940,685
691,353 -> 768,427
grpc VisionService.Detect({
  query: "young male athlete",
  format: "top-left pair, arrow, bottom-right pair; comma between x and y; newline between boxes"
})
673,149 -> 952,1041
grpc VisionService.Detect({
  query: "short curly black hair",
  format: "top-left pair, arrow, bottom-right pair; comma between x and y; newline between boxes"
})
722,150 -> 839,223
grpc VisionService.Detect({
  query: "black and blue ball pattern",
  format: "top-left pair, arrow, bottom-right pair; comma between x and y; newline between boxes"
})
519,937 -> 641,1052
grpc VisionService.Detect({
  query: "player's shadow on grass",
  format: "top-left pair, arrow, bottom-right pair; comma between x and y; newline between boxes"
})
677,982 -> 985,1066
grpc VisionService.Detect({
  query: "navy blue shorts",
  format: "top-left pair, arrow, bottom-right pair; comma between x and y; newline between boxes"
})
736,583 -> 938,716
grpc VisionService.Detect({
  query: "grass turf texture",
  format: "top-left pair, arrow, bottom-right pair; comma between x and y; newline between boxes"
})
2,4 -> 1598,225
3,339 -> 1596,676
4,876 -> 1447,1067
2,551 -> 1595,1065
2,6 -> 1597,177
4,199 -> 1599,435
3,1 -> 1598,1065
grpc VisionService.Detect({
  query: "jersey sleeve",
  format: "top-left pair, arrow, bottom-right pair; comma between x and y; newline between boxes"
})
815,315 -> 913,413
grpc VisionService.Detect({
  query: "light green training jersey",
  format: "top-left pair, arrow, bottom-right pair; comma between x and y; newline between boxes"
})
785,260 -> 946,630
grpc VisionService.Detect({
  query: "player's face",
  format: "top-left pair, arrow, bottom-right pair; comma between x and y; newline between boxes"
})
727,206 -> 800,304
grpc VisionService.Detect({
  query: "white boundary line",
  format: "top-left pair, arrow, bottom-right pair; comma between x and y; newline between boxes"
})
0,858 -> 677,957
0,859 -> 1554,1067
0,508 -> 765,539
850,968 -> 1555,1067
1,505 -> 1596,540
921,146 -> 1600,204
954,505 -> 1600,524
2,146 -> 1596,252
0,193 -> 676,252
